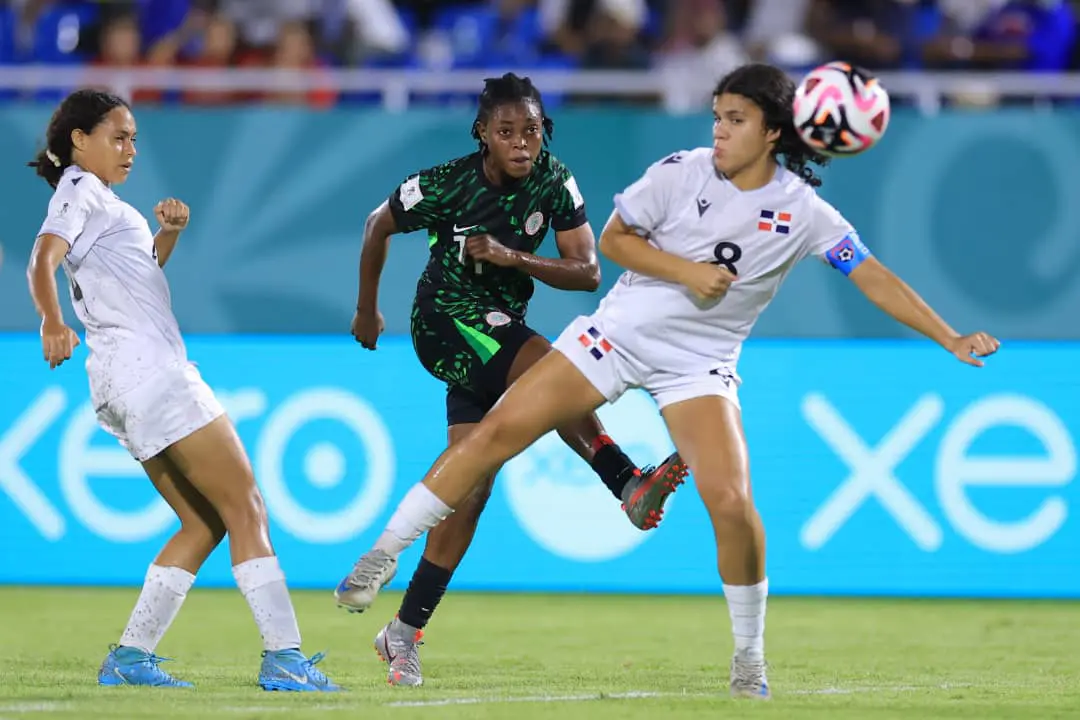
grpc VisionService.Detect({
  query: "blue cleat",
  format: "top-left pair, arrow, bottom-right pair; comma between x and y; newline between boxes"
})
258,649 -> 341,692
97,644 -> 193,688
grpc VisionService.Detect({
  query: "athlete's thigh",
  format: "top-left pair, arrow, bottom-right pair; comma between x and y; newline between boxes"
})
480,349 -> 607,451
411,303 -> 497,393
660,394 -> 751,497
481,322 -> 544,391
142,453 -> 225,538
504,334 -> 553,386
163,415 -> 260,509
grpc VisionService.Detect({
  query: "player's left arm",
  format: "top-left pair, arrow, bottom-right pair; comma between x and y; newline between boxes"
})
825,235 -> 1000,366
465,224 -> 601,291
810,198 -> 999,367
152,198 -> 189,268
519,224 -> 601,291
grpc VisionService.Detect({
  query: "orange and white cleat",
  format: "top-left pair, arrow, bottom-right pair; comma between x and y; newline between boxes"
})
620,452 -> 689,530
374,618 -> 424,687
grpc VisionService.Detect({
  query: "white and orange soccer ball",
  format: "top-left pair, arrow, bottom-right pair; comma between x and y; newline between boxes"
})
792,61 -> 890,158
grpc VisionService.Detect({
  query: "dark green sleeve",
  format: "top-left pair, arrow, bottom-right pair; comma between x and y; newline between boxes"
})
387,165 -> 452,234
550,164 -> 588,232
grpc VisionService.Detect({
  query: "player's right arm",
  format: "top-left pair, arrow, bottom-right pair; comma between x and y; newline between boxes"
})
27,234 -> 80,369
600,155 -> 733,301
353,167 -> 448,350
353,200 -> 397,349
28,182 -> 88,368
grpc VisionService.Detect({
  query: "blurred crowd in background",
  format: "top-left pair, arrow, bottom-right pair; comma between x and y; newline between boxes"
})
0,0 -> 1076,109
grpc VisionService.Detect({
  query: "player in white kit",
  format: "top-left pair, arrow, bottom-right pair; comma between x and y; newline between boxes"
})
25,89 -> 339,692
337,64 -> 1000,698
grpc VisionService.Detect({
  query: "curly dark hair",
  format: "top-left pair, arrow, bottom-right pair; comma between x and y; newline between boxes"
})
27,88 -> 129,188
471,73 -> 554,153
714,63 -> 830,188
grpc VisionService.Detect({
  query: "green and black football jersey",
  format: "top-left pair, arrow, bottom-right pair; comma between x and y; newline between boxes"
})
386,149 -> 588,321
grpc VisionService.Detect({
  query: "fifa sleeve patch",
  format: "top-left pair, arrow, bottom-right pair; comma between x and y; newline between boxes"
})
564,176 -> 585,210
825,232 -> 871,276
399,175 -> 423,211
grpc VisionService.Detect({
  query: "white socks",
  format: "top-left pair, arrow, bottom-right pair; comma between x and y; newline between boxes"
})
232,556 -> 302,652
119,564 -> 195,653
723,578 -> 768,661
374,483 -> 454,557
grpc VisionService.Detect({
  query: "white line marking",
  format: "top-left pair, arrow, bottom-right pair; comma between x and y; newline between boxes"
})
384,683 -> 982,708
219,705 -> 344,714
387,691 -> 665,708
0,704 -> 69,714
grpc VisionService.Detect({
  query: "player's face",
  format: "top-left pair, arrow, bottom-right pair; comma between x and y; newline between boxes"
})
482,100 -> 544,179
711,93 -> 779,179
72,106 -> 137,186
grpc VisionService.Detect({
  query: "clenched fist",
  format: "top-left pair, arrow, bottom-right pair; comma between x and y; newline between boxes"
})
154,198 -> 190,232
351,306 -> 385,350
40,316 -> 80,369
946,331 -> 1000,367
680,262 -> 735,302
465,234 -> 520,267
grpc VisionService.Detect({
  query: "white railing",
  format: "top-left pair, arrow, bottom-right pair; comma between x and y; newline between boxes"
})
0,66 -> 1076,113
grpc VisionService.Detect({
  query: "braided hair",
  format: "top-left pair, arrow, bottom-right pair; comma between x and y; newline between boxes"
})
471,72 -> 554,152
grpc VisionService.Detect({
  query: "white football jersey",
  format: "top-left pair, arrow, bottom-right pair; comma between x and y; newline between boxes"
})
37,166 -> 187,408
598,147 -> 870,376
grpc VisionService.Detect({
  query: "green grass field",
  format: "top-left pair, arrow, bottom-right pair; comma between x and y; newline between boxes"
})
1,587 -> 1077,719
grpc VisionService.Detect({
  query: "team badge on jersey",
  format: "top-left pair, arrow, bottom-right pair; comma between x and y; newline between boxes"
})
577,326 -> 613,360
56,202 -> 70,218
524,211 -> 544,236
758,209 -> 791,234
486,311 -> 512,327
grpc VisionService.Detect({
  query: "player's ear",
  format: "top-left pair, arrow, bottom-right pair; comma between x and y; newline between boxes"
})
70,128 -> 88,153
764,125 -> 781,147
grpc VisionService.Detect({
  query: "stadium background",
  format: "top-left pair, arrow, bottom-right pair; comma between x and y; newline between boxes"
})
0,0 -> 1078,602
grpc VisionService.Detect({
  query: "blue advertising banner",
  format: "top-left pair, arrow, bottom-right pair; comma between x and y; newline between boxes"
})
0,335 -> 1076,598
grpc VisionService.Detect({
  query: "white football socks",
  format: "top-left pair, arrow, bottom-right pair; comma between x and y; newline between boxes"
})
232,556 -> 302,653
118,564 -> 195,654
723,578 -> 768,661
374,483 -> 454,557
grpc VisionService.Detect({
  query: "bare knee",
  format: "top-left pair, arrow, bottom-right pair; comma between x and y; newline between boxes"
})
215,484 -> 268,535
176,516 -> 227,556
699,479 -> 755,523
468,416 -> 524,469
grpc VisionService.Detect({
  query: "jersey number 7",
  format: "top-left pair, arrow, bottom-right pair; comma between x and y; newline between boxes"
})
454,234 -> 483,275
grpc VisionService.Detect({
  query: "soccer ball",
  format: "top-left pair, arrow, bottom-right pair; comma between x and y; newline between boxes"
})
792,61 -> 890,158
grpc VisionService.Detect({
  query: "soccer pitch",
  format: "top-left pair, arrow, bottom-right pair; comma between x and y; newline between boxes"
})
2,587 -> 1077,719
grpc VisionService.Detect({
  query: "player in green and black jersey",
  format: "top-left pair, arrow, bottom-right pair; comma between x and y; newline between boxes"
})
338,74 -> 687,686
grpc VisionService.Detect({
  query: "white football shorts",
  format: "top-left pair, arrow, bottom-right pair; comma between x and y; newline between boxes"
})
552,315 -> 741,411
95,361 -> 225,462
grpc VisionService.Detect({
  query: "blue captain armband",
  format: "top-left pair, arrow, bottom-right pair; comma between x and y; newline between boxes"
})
824,232 -> 871,276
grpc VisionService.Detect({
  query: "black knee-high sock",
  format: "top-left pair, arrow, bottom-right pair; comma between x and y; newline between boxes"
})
589,434 -> 639,500
398,558 -> 453,630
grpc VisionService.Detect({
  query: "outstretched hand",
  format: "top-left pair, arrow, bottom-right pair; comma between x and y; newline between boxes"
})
947,332 -> 1000,367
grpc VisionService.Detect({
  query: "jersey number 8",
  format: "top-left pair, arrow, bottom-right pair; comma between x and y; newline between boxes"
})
712,241 -> 742,275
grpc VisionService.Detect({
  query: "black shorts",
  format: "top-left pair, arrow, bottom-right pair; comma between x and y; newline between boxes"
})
411,302 -> 540,426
